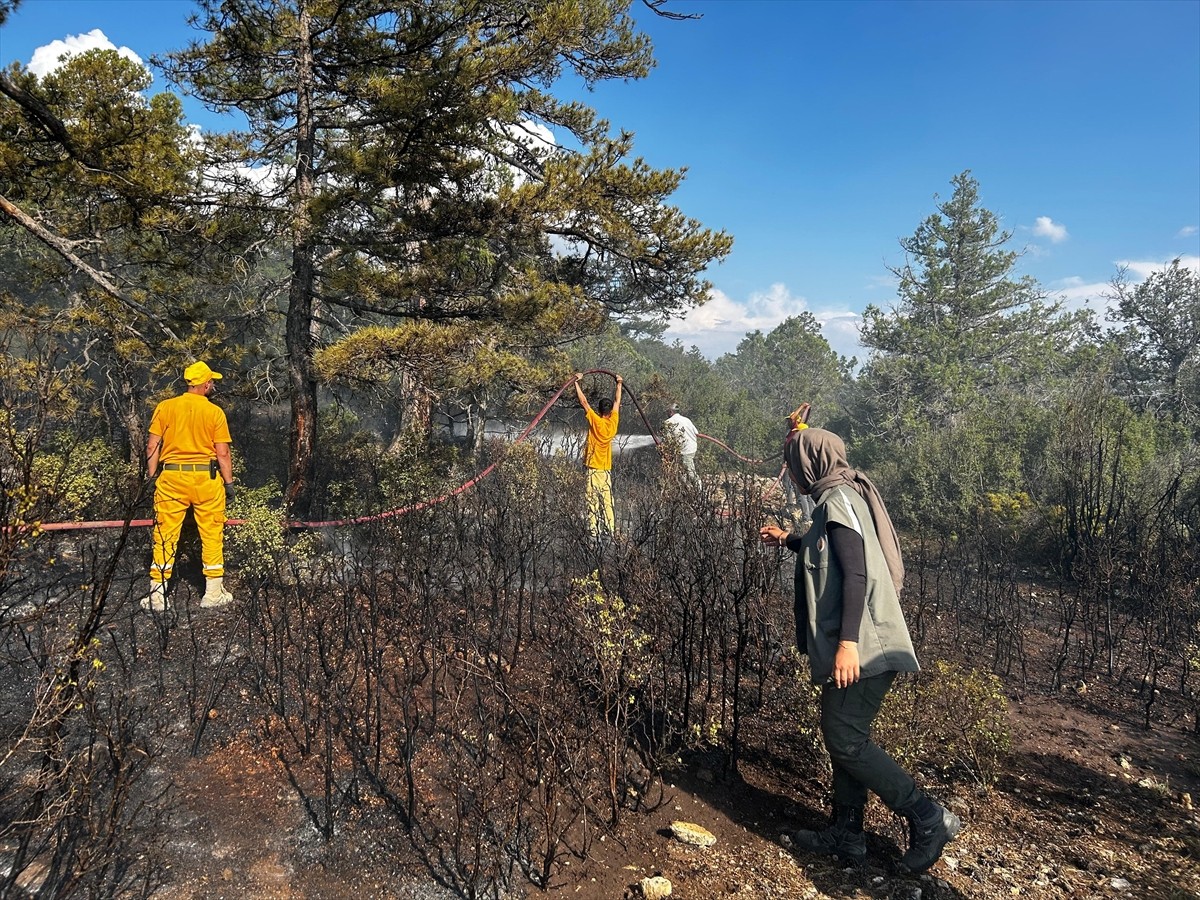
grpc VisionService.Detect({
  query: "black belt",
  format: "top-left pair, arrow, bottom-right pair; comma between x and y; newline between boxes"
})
161,463 -> 211,472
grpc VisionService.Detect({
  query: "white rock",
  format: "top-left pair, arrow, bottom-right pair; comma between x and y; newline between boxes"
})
640,875 -> 672,899
668,821 -> 716,848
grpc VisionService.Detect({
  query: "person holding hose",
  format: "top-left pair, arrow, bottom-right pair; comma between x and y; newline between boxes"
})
574,372 -> 622,536
759,427 -> 960,873
140,361 -> 236,612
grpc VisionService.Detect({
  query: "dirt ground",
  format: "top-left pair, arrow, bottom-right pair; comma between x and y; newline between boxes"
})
145,598 -> 1199,900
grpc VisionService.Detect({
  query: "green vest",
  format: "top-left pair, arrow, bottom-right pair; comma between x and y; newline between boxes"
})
794,485 -> 919,684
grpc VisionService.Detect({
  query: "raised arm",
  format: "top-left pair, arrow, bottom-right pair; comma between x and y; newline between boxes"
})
574,372 -> 592,414
613,375 -> 623,412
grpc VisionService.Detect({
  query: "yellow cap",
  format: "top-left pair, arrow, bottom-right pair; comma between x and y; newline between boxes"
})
184,361 -> 222,385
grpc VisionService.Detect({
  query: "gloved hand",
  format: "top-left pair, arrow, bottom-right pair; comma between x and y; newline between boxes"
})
224,482 -> 236,504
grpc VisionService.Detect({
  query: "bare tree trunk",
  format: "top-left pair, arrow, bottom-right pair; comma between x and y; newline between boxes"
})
284,2 -> 318,517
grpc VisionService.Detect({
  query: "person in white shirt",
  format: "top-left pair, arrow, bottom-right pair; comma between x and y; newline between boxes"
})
663,403 -> 700,486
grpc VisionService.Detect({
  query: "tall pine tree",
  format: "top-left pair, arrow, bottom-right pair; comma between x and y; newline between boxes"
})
163,0 -> 731,514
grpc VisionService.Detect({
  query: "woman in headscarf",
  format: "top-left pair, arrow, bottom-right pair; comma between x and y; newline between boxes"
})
760,427 -> 960,873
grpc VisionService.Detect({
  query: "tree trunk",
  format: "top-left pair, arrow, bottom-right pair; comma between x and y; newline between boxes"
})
285,2 -> 318,517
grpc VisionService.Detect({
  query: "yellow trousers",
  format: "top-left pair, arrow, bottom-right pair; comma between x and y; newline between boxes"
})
585,467 -> 615,535
150,469 -> 227,584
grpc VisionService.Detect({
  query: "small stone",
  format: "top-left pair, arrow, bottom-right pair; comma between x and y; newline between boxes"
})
1180,792 -> 1193,810
669,821 -> 716,848
640,875 -> 672,899
1110,877 -> 1131,891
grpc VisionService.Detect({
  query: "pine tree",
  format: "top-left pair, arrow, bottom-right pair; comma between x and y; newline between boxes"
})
162,0 -> 731,513
0,49 -> 237,456
1109,259 -> 1200,430
859,171 -> 1085,432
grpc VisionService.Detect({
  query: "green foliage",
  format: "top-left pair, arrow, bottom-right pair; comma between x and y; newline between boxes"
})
0,311 -> 118,537
857,394 -> 1030,532
1,48 -> 252,462
886,661 -> 1013,787
1109,259 -> 1200,432
849,173 -> 1096,534
158,0 -> 731,508
313,408 -> 447,519
568,570 -> 651,699
716,313 -> 853,427
224,478 -> 293,579
30,436 -> 131,520
495,439 -> 543,510
1,49 -> 197,215
858,171 -> 1089,433
571,329 -> 793,466
787,660 -> 1011,789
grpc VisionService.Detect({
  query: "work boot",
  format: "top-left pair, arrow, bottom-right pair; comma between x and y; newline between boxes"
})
200,576 -> 234,609
900,796 -> 961,873
140,581 -> 168,612
790,804 -> 867,864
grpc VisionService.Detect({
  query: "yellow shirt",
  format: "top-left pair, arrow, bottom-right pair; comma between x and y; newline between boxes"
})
584,408 -> 619,471
149,392 -> 232,464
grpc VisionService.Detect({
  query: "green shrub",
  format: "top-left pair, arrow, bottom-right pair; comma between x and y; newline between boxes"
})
223,478 -> 321,579
787,658 -> 1012,790
879,659 -> 1012,788
31,436 -> 131,521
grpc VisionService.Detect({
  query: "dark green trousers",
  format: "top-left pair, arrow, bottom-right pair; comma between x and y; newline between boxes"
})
820,671 -> 919,812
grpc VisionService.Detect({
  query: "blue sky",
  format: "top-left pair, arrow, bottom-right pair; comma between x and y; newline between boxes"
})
3,0 -> 1198,362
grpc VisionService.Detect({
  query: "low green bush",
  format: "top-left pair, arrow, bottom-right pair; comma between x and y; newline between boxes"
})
787,657 -> 1012,789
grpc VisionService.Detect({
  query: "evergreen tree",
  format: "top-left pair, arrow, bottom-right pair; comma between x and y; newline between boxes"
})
859,171 -> 1086,434
1109,259 -> 1200,431
715,312 -> 851,428
854,172 -> 1090,524
162,0 -> 731,514
0,49 -> 239,457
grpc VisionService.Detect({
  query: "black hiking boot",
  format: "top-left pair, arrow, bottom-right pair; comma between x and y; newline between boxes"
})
899,797 -> 962,873
790,804 -> 867,864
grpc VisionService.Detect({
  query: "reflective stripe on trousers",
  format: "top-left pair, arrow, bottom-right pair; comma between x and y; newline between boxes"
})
150,469 -> 226,584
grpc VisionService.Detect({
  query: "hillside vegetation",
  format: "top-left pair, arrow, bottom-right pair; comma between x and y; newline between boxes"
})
1,2 -> 1198,896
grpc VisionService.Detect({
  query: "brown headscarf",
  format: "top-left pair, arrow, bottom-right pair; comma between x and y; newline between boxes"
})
784,428 -> 905,594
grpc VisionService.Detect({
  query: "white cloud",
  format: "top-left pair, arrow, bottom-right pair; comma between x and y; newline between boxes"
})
28,29 -> 144,77
1177,225 -> 1198,238
665,283 -> 799,343
816,313 -> 866,363
1117,254 -> 1200,280
1031,216 -> 1069,243
1046,275 -> 1110,315
495,119 -> 558,189
662,283 -> 864,362
1047,256 -> 1200,321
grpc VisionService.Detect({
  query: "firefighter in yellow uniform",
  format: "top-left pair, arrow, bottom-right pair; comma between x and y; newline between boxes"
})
140,361 -> 236,611
574,372 -> 622,535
